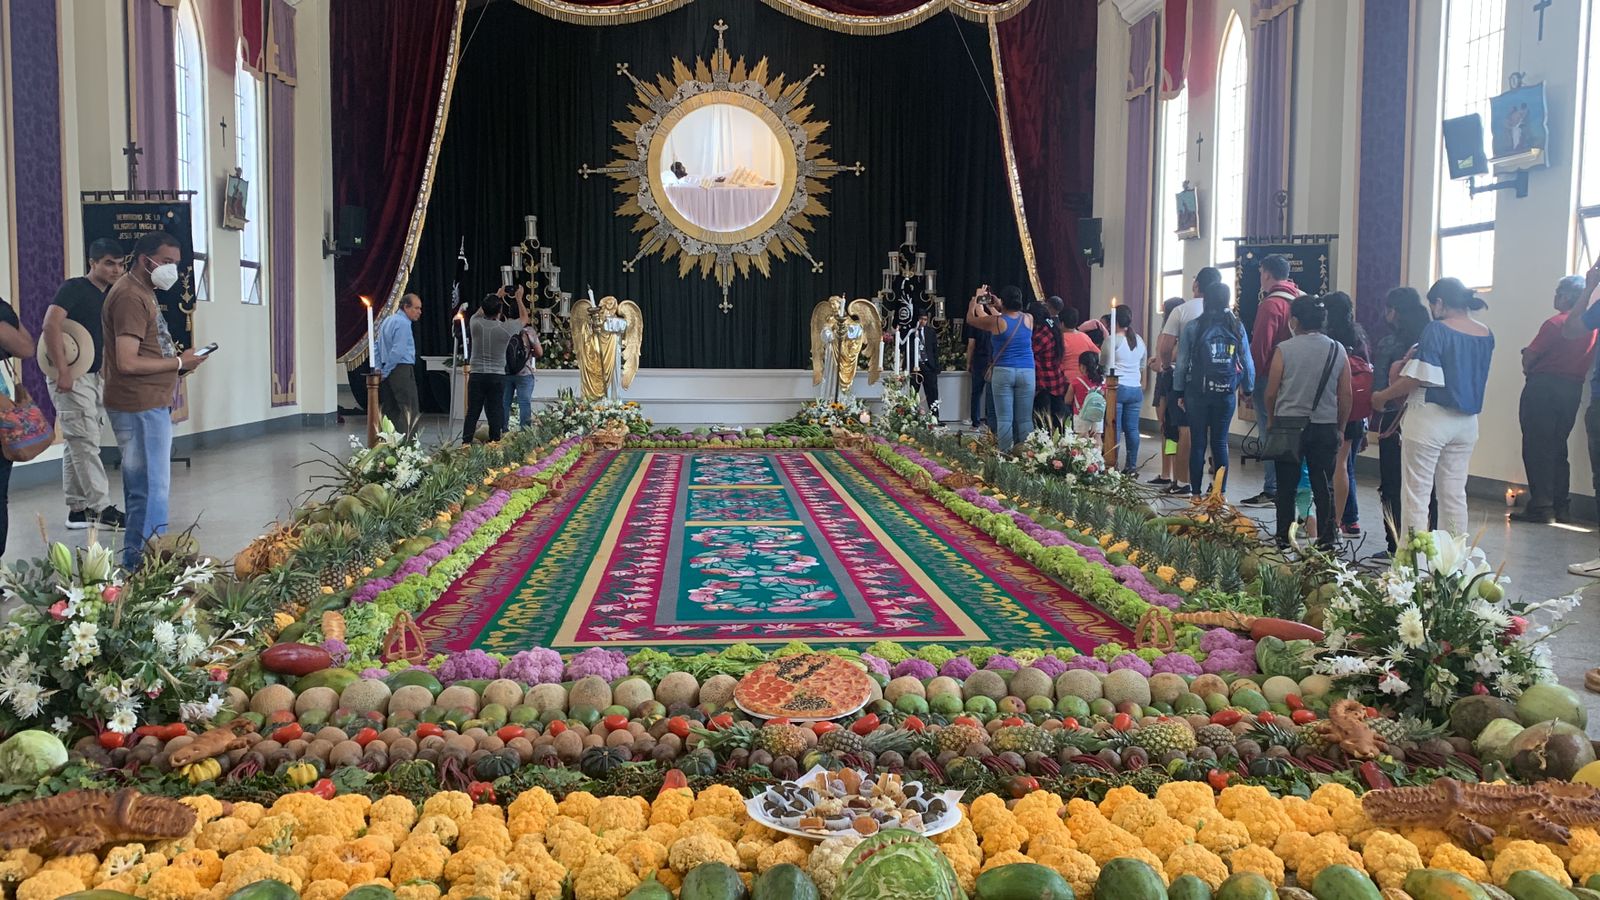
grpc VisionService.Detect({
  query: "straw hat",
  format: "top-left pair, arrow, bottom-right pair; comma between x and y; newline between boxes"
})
37,319 -> 95,381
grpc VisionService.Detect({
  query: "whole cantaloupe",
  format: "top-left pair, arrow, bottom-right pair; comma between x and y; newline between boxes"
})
294,686 -> 340,716
962,670 -> 1008,701
1008,666 -> 1054,702
1148,673 -> 1187,706
884,676 -> 926,703
482,679 -> 524,709
655,672 -> 700,709
1103,669 -> 1152,707
388,684 -> 434,717
1055,670 -> 1103,702
527,683 -> 568,715
700,674 -> 738,707
569,676 -> 613,711
612,677 -> 654,711
435,684 -> 480,714
340,679 -> 392,715
250,684 -> 296,716
925,676 -> 962,702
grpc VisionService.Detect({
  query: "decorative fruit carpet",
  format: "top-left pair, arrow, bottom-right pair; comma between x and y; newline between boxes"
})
416,450 -> 1131,652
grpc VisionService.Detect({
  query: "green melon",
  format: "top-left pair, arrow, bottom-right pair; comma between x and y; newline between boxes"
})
385,669 -> 443,695
976,862 -> 1074,899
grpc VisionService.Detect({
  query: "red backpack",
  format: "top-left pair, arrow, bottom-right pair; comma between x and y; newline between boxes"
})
1348,354 -> 1374,423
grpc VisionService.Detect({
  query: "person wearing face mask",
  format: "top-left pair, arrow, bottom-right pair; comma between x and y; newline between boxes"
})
102,231 -> 210,570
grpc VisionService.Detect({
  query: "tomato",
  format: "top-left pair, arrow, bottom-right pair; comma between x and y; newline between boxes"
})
271,723 -> 304,743
1007,775 -> 1040,798
98,731 -> 125,750
304,778 -> 336,800
496,725 -> 525,743
353,727 -> 379,748
707,714 -> 735,732
1112,713 -> 1134,731
766,717 -> 791,726
811,721 -> 839,736
416,722 -> 444,740
850,714 -> 880,736
902,716 -> 926,733
1000,716 -> 1025,728
468,781 -> 497,804
602,714 -> 629,733
1365,706 -> 1380,719
1284,693 -> 1304,711
1209,709 -> 1242,726
665,717 -> 689,739
953,716 -> 980,729
266,710 -> 296,726
1255,711 -> 1277,725
1061,717 -> 1079,730
548,720 -> 569,738
1206,769 -> 1232,791
1291,709 -> 1318,725
658,769 -> 688,796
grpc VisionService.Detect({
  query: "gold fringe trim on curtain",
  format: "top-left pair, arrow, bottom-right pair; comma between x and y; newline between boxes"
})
340,0 -> 469,367
514,0 -> 1031,34
986,15 -> 1045,302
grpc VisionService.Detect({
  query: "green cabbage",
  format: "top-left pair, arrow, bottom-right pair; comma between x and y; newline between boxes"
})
1255,636 -> 1315,680
0,730 -> 67,783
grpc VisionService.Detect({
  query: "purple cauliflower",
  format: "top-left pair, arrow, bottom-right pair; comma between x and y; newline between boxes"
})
1028,656 -> 1070,678
860,653 -> 892,679
321,638 -> 350,666
438,649 -> 501,683
501,647 -> 565,685
1108,653 -> 1154,677
565,647 -> 629,682
1150,652 -> 1203,676
891,658 -> 938,681
938,657 -> 977,680
1201,648 -> 1259,675
359,667 -> 388,680
984,654 -> 1021,672
1063,655 -> 1109,673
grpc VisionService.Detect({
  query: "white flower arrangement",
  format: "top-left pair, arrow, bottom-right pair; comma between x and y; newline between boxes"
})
346,420 -> 431,491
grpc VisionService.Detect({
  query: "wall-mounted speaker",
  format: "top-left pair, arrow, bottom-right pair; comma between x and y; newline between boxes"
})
1442,114 -> 1489,180
1078,217 -> 1104,267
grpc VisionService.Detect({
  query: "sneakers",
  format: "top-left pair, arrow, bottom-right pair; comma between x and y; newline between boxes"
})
97,506 -> 126,530
66,509 -> 91,530
1510,508 -> 1556,525
1240,491 -> 1275,507
1163,483 -> 1190,495
1148,476 -> 1172,486
1341,522 -> 1361,536
1569,557 -> 1600,578
66,507 -> 125,531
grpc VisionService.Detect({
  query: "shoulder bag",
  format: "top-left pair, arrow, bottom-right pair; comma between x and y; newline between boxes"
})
0,361 -> 52,463
1261,343 -> 1338,464
984,316 -> 1023,382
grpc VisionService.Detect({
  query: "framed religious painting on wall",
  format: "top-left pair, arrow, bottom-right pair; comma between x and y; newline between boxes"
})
1175,186 -> 1199,239
222,174 -> 249,230
1489,81 -> 1549,171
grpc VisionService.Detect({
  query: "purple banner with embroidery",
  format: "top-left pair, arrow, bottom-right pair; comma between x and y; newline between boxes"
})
1354,0 -> 1413,340
8,0 -> 63,424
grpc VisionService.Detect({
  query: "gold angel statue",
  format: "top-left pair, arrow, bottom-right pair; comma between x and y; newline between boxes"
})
810,296 -> 882,403
571,294 -> 643,401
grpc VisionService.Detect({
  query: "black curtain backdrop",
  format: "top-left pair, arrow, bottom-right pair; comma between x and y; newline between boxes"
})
407,0 -> 1027,368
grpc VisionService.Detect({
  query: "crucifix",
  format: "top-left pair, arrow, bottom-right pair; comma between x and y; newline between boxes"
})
1534,0 -> 1552,41
219,116 -> 229,144
122,141 -> 143,189
1195,131 -> 1205,162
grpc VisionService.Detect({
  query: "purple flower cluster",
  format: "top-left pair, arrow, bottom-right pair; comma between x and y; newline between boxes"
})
886,442 -> 952,481
1063,655 -> 1109,673
938,657 -> 977,680
565,647 -> 629,682
890,658 -> 937,681
1150,652 -> 1203,676
1199,627 -> 1258,674
350,437 -> 583,604
321,638 -> 350,666
984,654 -> 1021,672
438,648 -> 501,683
1108,653 -> 1154,677
1111,565 -> 1183,610
860,653 -> 892,679
359,667 -> 388,680
501,648 -> 564,685
1028,655 -> 1070,678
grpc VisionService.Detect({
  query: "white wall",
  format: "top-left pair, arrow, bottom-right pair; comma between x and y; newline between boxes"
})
1099,0 -> 1599,497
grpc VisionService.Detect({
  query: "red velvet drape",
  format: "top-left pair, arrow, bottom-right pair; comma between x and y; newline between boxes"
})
331,0 -> 457,363
786,0 -> 1019,11
997,0 -> 1098,317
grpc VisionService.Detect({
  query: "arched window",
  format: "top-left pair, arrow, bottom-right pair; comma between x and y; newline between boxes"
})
1156,88 -> 1190,305
235,44 -> 265,304
1436,0 -> 1506,289
174,0 -> 209,299
1576,3 -> 1600,267
1212,14 -> 1247,268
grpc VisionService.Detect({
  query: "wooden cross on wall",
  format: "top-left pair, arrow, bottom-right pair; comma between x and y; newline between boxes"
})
1534,0 -> 1553,41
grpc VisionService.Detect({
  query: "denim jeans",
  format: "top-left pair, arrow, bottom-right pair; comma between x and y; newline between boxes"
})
1254,377 -> 1277,494
1273,422 -> 1338,547
108,407 -> 173,569
502,373 -> 536,430
1185,391 -> 1235,494
1342,442 -> 1359,527
1117,382 -> 1144,469
990,365 -> 1035,452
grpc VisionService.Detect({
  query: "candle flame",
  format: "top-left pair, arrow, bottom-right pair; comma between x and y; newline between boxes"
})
454,312 -> 464,322
360,296 -> 372,308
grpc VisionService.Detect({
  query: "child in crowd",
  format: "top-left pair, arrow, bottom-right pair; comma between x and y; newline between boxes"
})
1071,351 -> 1106,441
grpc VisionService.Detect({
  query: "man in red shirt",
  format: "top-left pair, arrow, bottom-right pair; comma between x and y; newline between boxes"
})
1240,254 -> 1302,506
1515,275 -> 1594,524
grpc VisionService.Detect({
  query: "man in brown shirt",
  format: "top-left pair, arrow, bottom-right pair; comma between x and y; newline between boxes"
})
102,231 -> 208,569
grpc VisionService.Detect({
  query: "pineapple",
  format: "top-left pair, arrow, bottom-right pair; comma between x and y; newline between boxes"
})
1132,721 -> 1197,754
992,725 -> 1053,755
863,728 -> 915,757
300,522 -> 366,588
1244,719 -> 1302,751
934,724 -> 988,754
1368,714 -> 1442,749
259,563 -> 319,613
817,729 -> 863,756
1194,724 -> 1237,752
756,725 -> 807,759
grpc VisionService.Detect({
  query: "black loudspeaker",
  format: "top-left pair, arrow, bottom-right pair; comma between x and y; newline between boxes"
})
1442,114 -> 1489,179
1078,217 -> 1104,267
338,205 -> 368,251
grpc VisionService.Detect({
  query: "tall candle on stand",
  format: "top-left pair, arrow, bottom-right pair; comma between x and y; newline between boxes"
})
456,312 -> 468,359
362,297 -> 375,368
525,215 -> 538,242
905,220 -> 917,247
1107,296 -> 1117,373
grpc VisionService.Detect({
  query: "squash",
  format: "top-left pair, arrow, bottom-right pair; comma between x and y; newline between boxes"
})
1503,871 -> 1577,900
753,864 -> 820,900
682,862 -> 748,900
1215,872 -> 1276,900
1402,870 -> 1491,900
224,880 -> 301,900
976,863 -> 1074,899
1248,617 -> 1325,642
1310,865 -> 1380,900
677,749 -> 717,778
1094,858 -> 1166,900
1168,874 -> 1214,900
580,745 -> 631,778
341,887 -> 397,900
259,642 -> 335,677
625,874 -> 675,900
473,749 -> 519,781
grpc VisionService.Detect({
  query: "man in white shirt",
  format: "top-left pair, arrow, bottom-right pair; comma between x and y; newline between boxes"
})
1155,267 -> 1221,493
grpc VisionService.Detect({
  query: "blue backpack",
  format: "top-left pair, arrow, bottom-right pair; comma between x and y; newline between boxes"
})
1196,318 -> 1243,394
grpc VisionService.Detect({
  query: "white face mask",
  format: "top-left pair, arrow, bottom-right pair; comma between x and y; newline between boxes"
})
149,262 -> 179,291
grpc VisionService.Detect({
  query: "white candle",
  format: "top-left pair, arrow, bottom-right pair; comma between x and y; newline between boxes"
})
363,297 -> 375,369
456,312 -> 468,359
882,269 -> 892,294
500,265 -> 514,287
511,246 -> 523,270
540,246 -> 553,269
926,270 -> 936,295
915,252 -> 927,276
1107,296 -> 1117,373
588,287 -> 596,307
525,215 -> 538,241
905,221 -> 917,247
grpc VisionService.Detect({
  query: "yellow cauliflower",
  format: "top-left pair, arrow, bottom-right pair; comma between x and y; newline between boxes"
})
458,817 -> 513,856
16,870 -> 85,900
1099,785 -> 1147,818
1296,832 -> 1364,885
180,795 -> 226,826
230,802 -> 267,827
395,883 -> 443,900
412,814 -> 459,848
969,793 -> 1012,835
1490,839 -> 1571,888
548,817 -> 601,871
310,835 -> 393,884
691,785 -> 747,820
1274,830 -> 1314,872
741,819 -> 778,842
391,833 -> 450,886
645,823 -> 680,848
369,795 -> 419,830
737,835 -> 773,871
302,880 -> 354,900
0,848 -> 42,886
1218,787 -> 1295,846
509,837 -> 569,900
1109,797 -> 1169,836
1141,818 -> 1197,862
333,793 -> 373,821
942,845 -> 980,895
559,790 -> 602,822
198,817 -> 251,853
616,837 -> 670,879
42,853 -> 97,885
678,815 -> 741,844
669,833 -> 740,874
94,844 -> 150,885
755,837 -> 811,874
574,854 -> 641,900
1361,830 -> 1423,890
1076,822 -> 1143,865
1229,843 -> 1285,886
1278,797 -> 1334,836
1430,842 -> 1489,882
980,849 -> 1035,872
1309,783 -> 1371,839
1013,792 -> 1068,838
1166,843 -> 1230,890
1033,844 -> 1099,897
368,820 -> 412,848
168,848 -> 223,887
1194,816 -> 1251,857
980,812 -> 1031,860
1399,826 -> 1452,860
444,856 -> 530,900
140,861 -> 217,900
1156,782 -> 1218,825
650,788 -> 694,828
422,791 -> 475,824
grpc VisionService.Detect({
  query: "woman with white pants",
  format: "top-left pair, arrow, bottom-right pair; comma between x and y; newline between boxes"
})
1371,278 -> 1494,536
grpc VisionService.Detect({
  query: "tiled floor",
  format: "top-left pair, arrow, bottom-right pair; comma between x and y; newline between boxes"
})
11,417 -> 1595,719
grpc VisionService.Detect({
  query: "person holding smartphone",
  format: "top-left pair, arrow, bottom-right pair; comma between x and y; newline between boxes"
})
463,284 -> 528,444
102,231 -> 210,570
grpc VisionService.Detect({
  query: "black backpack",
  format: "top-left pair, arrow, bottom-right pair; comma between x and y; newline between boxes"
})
504,329 -> 530,374
1196,317 -> 1242,394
